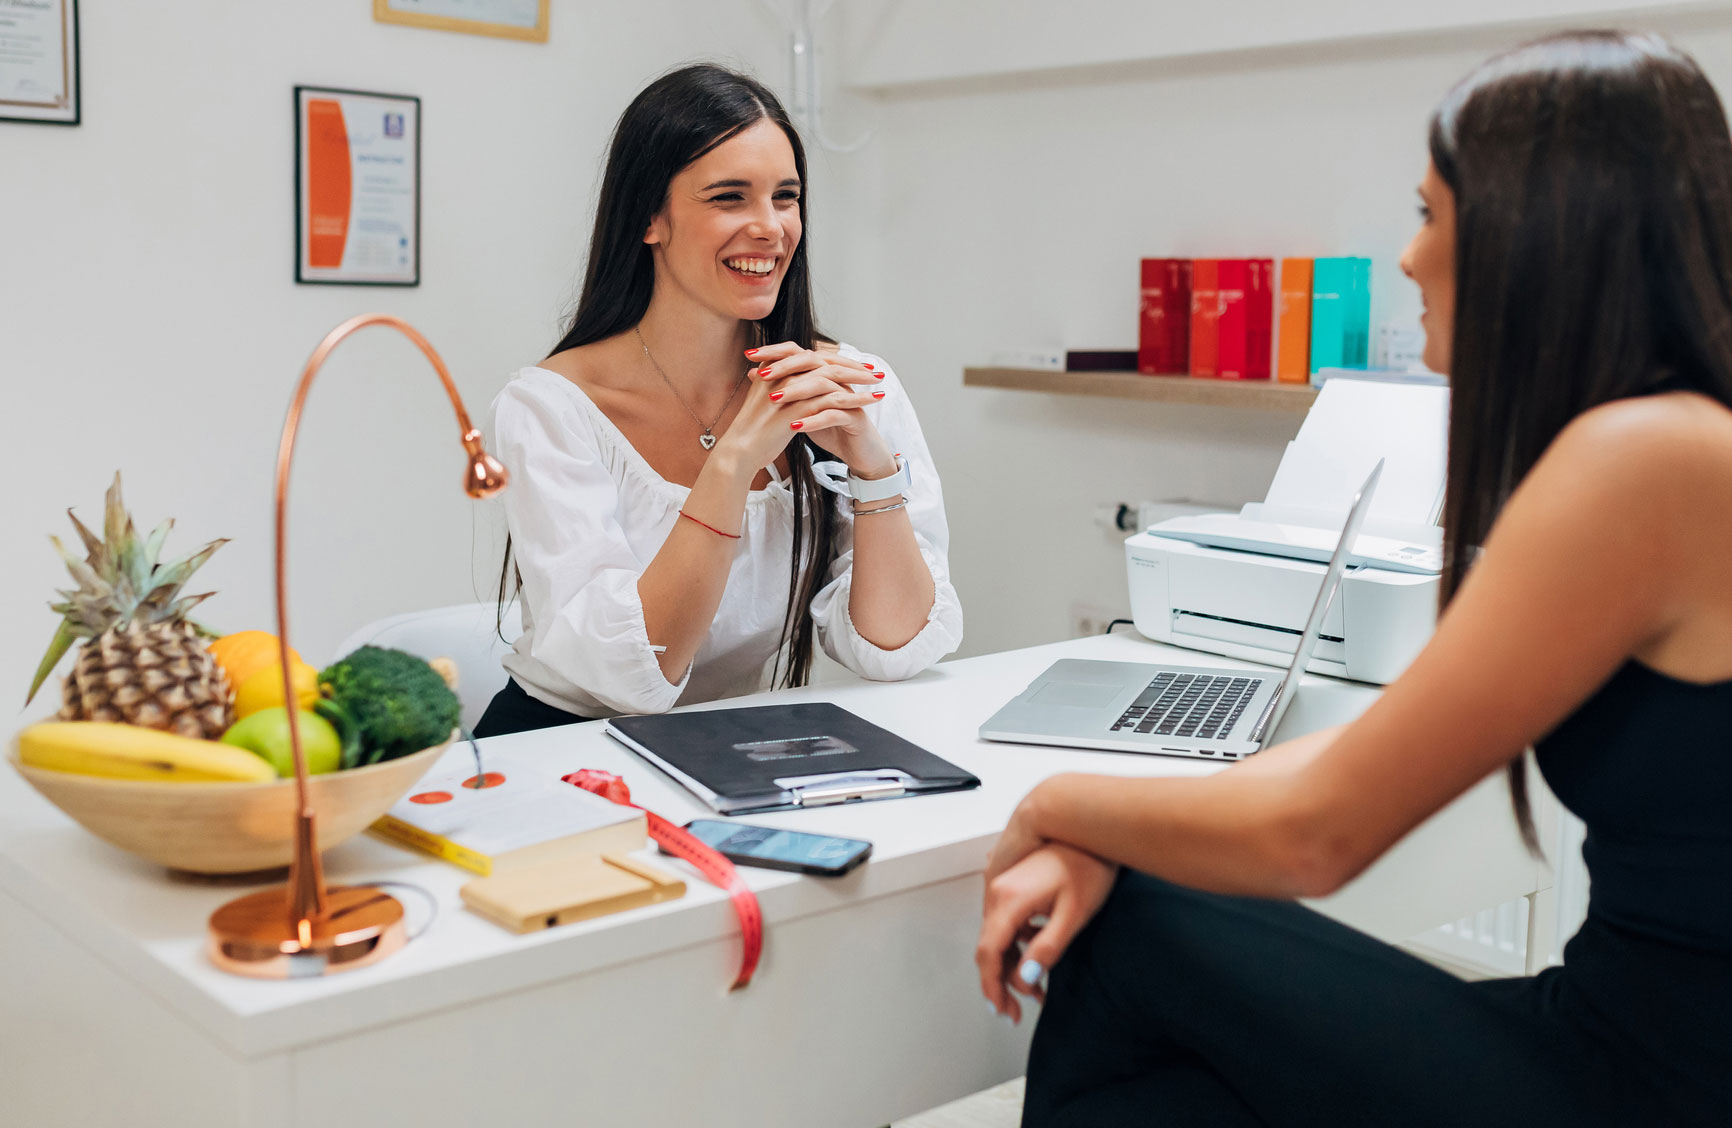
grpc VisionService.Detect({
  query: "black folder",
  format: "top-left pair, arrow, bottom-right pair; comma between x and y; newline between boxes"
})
605,702 -> 980,815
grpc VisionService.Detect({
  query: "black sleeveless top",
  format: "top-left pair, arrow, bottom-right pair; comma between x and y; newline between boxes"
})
1537,661 -> 1732,956
1533,660 -> 1732,1105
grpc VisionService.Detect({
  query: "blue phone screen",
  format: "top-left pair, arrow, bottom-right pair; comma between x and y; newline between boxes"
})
687,821 -> 867,868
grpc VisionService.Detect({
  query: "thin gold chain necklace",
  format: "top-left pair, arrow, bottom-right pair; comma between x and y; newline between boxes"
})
635,325 -> 750,451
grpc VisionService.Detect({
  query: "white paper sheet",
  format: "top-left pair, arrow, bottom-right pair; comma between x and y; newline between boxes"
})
1257,378 -> 1448,531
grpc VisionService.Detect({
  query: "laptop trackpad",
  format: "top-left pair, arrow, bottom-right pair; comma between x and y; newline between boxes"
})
1029,681 -> 1123,708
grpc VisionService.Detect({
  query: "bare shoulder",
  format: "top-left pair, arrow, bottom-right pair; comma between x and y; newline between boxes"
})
1486,390 -> 1732,600
1534,391 -> 1732,507
538,333 -> 636,396
1517,391 -> 1732,674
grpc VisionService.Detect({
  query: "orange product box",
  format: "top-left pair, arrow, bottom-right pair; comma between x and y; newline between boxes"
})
1277,257 -> 1314,383
1190,259 -> 1220,378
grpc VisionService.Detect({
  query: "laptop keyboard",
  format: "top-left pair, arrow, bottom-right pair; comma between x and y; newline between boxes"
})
1109,673 -> 1263,740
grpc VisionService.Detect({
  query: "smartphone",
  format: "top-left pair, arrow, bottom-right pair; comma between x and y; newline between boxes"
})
682,819 -> 872,877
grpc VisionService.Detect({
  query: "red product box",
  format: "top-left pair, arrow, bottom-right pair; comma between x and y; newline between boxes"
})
1248,258 -> 1274,380
1216,259 -> 1250,380
1190,259 -> 1220,378
1165,260 -> 1193,373
1138,258 -> 1191,375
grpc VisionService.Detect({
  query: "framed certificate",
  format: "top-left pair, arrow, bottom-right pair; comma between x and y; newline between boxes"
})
294,86 -> 420,286
0,0 -> 79,126
373,0 -> 549,43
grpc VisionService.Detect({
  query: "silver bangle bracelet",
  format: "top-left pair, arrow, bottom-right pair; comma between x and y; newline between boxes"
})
852,498 -> 909,517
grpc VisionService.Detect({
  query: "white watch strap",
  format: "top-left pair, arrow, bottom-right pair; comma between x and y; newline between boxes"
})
849,455 -> 910,503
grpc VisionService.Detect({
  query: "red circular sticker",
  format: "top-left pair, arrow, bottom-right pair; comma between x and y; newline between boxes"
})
463,772 -> 506,790
409,790 -> 454,804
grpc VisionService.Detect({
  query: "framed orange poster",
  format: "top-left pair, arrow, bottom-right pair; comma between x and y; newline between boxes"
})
294,86 -> 420,286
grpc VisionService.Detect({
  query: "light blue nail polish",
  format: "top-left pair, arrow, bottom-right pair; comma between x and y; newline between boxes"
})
989,1001 -> 1001,1017
1018,958 -> 1044,986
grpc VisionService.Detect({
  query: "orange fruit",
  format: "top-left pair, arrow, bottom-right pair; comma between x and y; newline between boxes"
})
208,631 -> 302,691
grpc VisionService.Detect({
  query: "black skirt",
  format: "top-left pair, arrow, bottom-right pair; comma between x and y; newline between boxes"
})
472,678 -> 590,738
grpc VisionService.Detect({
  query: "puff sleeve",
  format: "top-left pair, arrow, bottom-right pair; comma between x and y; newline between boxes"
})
492,381 -> 690,716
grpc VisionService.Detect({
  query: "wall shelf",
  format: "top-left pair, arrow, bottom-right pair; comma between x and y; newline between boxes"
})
964,367 -> 1318,413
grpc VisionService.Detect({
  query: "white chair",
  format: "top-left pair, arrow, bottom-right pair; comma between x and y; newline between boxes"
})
334,601 -> 524,733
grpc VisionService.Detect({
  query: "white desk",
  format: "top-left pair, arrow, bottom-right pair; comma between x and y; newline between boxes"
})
0,634 -> 1548,1128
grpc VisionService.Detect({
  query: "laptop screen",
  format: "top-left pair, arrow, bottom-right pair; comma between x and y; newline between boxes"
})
1249,459 -> 1385,743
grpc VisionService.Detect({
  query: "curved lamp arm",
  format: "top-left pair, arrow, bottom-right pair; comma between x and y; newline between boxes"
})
273,314 -> 508,927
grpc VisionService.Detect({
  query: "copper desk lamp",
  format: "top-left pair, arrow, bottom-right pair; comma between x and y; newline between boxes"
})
207,313 -> 508,978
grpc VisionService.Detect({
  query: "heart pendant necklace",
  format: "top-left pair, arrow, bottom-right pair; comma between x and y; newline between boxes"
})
637,326 -> 749,453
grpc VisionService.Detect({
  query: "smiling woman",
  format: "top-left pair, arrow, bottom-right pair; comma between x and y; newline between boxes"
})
475,65 -> 963,736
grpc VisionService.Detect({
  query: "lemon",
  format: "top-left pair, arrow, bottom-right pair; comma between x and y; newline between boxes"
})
233,662 -> 320,719
221,707 -> 341,777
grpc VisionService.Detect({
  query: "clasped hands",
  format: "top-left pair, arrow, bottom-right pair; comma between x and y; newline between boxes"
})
716,341 -> 897,479
976,781 -> 1120,1024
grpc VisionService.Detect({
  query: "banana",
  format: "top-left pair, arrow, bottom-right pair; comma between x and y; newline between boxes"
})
16,722 -> 276,783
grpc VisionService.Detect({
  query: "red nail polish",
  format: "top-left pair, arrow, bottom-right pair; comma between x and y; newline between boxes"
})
745,348 -> 760,358
872,391 -> 885,399
874,372 -> 885,380
769,392 -> 784,402
757,367 -> 773,377
863,363 -> 875,370
790,420 -> 804,430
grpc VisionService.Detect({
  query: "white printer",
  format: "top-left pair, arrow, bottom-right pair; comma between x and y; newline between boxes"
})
1127,377 -> 1449,685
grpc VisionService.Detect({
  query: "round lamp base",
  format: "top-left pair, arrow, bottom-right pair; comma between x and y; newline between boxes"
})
208,884 -> 407,978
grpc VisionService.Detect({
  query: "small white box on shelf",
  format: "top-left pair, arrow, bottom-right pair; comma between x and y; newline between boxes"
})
986,348 -> 1064,371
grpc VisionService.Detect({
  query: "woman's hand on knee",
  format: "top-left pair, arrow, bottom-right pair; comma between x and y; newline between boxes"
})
976,843 -> 1117,1024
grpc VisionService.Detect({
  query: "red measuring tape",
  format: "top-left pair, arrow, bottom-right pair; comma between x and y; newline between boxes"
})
562,769 -> 762,991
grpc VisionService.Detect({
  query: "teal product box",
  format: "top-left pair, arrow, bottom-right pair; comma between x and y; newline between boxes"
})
1309,257 -> 1372,380
1347,257 -> 1372,368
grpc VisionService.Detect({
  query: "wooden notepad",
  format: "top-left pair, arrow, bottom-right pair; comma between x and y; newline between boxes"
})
460,853 -> 685,934
372,749 -> 645,876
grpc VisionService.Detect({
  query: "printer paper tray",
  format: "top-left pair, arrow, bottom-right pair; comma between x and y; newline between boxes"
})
1171,612 -> 1348,667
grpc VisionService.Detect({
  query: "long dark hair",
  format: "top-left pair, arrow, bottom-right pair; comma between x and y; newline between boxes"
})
1429,31 -> 1732,847
498,64 -> 838,688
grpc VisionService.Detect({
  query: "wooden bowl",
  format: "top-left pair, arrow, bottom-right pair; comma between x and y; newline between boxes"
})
10,740 -> 448,874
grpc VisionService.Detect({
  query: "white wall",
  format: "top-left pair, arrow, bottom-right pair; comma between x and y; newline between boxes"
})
1,0 -> 877,720
836,5 -> 1732,658
846,0 -> 1720,87
14,2 -> 1732,712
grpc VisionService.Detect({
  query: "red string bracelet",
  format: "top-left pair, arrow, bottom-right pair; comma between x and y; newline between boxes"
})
679,510 -> 741,539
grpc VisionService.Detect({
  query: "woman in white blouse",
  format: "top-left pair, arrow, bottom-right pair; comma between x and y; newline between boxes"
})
475,64 -> 962,735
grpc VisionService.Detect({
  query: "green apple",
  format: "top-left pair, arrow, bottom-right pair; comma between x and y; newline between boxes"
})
221,707 -> 341,777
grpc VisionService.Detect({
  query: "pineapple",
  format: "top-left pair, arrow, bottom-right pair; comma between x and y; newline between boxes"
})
26,474 -> 233,740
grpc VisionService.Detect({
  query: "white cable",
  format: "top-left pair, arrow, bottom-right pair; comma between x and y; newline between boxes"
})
372,881 -> 441,942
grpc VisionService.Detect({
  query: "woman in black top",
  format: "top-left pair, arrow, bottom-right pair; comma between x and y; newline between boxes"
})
977,31 -> 1732,1127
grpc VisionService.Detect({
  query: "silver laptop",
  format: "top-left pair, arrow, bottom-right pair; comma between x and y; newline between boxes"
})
979,460 -> 1383,761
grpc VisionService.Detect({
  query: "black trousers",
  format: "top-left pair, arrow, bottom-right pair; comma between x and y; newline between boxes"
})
472,678 -> 589,738
1021,871 -> 1668,1128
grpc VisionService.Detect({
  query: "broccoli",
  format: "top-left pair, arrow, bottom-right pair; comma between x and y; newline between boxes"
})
319,646 -> 461,765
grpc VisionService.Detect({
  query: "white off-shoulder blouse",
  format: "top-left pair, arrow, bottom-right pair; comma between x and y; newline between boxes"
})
489,345 -> 964,719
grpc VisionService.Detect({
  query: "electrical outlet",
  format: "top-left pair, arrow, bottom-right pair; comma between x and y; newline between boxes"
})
1070,602 -> 1125,639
